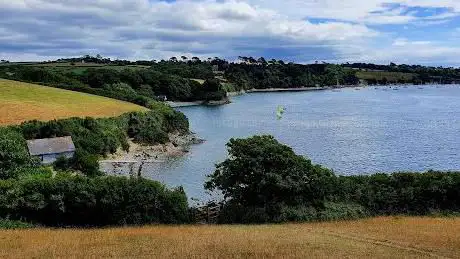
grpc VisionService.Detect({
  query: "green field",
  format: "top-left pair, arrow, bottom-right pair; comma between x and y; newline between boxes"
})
356,71 -> 416,81
0,79 -> 148,125
18,62 -> 150,75
1,217 -> 459,258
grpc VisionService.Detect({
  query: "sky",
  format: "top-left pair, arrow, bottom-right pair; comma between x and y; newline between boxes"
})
1,0 -> 460,65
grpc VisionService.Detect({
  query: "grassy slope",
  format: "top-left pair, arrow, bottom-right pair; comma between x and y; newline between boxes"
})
0,79 -> 148,126
1,217 -> 459,258
356,71 -> 416,81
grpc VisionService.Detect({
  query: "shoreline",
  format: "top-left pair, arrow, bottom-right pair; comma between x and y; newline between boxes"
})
165,87 -> 333,107
165,83 -> 460,108
166,101 -> 205,108
99,133 -> 204,177
246,86 -> 329,93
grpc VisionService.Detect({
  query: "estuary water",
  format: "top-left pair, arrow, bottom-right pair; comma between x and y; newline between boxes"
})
143,85 -> 460,201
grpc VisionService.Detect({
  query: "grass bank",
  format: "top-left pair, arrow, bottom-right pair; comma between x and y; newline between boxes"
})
356,71 -> 416,82
0,217 -> 459,258
0,79 -> 148,125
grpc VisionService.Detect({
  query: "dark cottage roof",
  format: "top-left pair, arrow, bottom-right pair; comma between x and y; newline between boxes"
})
27,136 -> 76,156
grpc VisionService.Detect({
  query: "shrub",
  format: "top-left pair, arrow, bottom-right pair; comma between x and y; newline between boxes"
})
0,174 -> 189,226
217,201 -> 369,224
335,171 -> 460,215
0,128 -> 37,179
126,111 -> 169,144
0,219 -> 36,229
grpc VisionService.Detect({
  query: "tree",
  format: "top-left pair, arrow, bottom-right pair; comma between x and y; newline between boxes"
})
325,64 -> 343,86
205,135 -> 335,208
181,56 -> 188,62
169,57 -> 178,62
248,57 -> 257,64
202,78 -> 221,92
0,129 -> 37,179
257,57 -> 267,65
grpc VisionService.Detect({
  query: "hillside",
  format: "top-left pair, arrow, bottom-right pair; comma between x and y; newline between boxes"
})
356,71 -> 416,82
1,217 -> 459,258
0,79 -> 148,125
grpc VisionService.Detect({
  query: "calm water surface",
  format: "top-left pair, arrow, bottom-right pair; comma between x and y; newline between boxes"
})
144,85 -> 460,200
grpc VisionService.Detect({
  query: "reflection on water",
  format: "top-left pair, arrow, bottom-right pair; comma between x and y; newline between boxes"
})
141,85 -> 460,201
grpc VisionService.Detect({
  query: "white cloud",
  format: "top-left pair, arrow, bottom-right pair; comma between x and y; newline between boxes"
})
0,0 -> 458,65
248,0 -> 460,24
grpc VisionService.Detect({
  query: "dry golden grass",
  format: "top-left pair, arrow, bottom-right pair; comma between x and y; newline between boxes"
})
0,217 -> 459,259
0,79 -> 148,125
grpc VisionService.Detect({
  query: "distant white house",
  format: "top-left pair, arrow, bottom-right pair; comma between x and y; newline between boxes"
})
27,136 -> 76,164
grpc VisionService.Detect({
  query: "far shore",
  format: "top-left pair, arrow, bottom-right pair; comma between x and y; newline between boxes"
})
246,86 -> 329,92
165,83 -> 460,108
165,87 -> 333,107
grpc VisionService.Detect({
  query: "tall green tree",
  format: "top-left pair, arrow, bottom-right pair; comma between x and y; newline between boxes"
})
0,129 -> 36,179
205,135 -> 335,208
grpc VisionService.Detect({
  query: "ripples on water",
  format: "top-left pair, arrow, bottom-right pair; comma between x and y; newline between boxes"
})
143,85 -> 460,201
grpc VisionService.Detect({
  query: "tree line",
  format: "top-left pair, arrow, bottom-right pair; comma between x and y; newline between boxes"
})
0,65 -> 225,103
0,133 -> 459,226
3,56 -> 460,105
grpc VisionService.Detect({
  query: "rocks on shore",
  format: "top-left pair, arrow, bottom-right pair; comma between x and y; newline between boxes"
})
104,132 -> 205,163
100,132 -> 205,177
204,97 -> 231,106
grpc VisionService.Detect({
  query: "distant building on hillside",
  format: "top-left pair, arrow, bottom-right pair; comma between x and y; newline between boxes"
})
156,95 -> 168,101
27,136 -> 76,164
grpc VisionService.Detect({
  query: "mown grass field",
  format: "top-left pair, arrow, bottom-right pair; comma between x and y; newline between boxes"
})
0,79 -> 148,125
23,63 -> 150,75
356,71 -> 416,81
0,217 -> 458,258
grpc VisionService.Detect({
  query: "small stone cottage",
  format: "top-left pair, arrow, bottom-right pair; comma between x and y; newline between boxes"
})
27,136 -> 76,164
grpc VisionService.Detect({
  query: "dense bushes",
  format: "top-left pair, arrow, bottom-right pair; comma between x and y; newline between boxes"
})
217,202 -> 369,224
0,128 -> 38,179
206,135 -> 460,223
0,219 -> 36,229
0,174 -> 189,226
126,112 -> 169,144
335,172 -> 460,215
